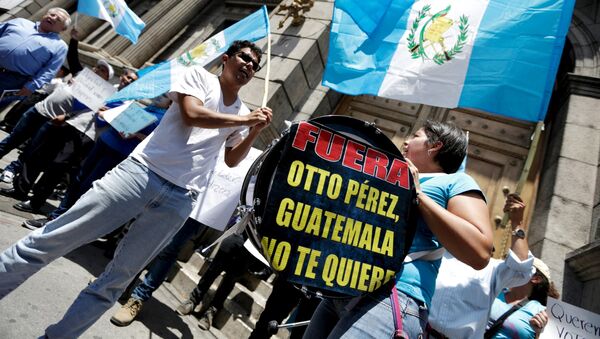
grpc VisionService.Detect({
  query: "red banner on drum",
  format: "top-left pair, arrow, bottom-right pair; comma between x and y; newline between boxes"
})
291,121 -> 410,190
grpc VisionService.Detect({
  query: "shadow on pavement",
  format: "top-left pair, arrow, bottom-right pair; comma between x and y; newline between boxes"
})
134,297 -> 197,339
63,243 -> 198,338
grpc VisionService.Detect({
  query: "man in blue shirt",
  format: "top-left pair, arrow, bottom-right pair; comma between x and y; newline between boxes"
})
0,7 -> 70,99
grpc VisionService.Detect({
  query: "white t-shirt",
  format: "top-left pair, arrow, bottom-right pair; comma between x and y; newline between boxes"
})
34,82 -> 75,119
132,66 -> 249,191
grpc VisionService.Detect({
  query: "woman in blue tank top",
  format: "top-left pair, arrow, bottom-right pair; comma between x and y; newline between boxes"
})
303,120 -> 494,338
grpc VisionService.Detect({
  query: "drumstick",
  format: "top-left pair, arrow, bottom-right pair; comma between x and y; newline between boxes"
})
261,31 -> 271,107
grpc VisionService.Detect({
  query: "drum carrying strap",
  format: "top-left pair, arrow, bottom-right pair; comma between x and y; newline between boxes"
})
403,247 -> 445,263
391,285 -> 408,339
386,247 -> 444,339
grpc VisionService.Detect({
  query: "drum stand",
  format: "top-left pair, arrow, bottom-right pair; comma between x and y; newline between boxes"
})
267,320 -> 311,335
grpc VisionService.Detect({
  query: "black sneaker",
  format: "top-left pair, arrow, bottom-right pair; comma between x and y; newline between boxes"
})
22,217 -> 50,230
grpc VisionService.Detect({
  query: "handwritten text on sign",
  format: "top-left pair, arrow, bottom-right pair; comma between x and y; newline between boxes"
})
71,68 -> 116,112
540,297 -> 600,339
258,121 -> 415,296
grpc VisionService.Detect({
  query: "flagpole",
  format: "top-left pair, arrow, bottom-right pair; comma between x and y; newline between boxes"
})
498,121 -> 544,257
261,31 -> 271,107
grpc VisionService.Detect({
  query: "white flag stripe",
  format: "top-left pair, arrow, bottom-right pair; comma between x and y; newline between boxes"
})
379,0 -> 490,107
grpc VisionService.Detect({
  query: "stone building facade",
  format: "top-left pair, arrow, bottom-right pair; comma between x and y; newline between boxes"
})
1,0 -> 598,318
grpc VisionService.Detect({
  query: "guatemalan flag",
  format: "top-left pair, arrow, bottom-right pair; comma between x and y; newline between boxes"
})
108,6 -> 270,103
324,0 -> 575,122
78,0 -> 145,43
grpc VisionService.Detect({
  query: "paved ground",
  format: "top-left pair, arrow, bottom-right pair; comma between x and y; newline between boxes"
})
0,129 -> 217,339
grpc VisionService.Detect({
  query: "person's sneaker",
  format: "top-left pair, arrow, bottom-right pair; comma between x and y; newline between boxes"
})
198,306 -> 217,330
176,299 -> 198,315
22,217 -> 50,230
0,170 -> 14,184
110,298 -> 143,327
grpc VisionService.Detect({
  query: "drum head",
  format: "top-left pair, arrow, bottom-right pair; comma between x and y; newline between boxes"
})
242,116 -> 417,297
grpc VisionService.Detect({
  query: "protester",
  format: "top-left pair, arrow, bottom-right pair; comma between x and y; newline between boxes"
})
427,193 -> 536,338
0,8 -> 70,99
22,94 -> 167,228
0,61 -> 115,204
170,234 -> 262,331
0,65 -> 70,133
249,276 -> 320,339
0,27 -> 92,183
109,214 -> 268,330
0,58 -> 113,190
6,70 -> 138,215
302,121 -> 494,338
109,218 -> 211,326
486,258 -> 559,338
0,40 -> 271,338
0,27 -> 84,133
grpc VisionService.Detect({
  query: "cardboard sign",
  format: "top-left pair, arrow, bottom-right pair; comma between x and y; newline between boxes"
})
189,147 -> 261,231
254,120 -> 416,296
102,102 -> 158,135
71,68 -> 116,112
541,297 -> 600,339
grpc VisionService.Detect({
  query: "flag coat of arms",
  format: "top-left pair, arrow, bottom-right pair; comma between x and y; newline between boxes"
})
109,6 -> 270,103
78,0 -> 145,43
323,0 -> 575,122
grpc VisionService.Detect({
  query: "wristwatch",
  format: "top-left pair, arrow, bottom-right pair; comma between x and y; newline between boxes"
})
512,228 -> 526,239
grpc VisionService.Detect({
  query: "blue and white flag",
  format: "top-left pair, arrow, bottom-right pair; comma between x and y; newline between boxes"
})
108,5 -> 270,103
78,0 -> 145,43
324,0 -> 575,122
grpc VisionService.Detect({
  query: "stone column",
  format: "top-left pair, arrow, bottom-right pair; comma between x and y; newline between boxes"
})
100,0 -> 180,55
529,74 -> 600,296
118,0 -> 210,68
71,14 -> 105,40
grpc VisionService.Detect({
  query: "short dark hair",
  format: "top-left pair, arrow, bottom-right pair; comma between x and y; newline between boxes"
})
225,40 -> 262,64
423,120 -> 467,173
529,270 -> 560,305
123,68 -> 138,78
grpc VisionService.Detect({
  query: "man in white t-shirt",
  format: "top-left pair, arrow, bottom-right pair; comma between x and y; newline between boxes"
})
0,40 -> 272,338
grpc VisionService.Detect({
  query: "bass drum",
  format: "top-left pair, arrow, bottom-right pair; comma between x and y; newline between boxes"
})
241,115 -> 417,297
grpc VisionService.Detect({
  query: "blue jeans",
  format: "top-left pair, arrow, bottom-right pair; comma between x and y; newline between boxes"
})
0,157 -> 195,338
0,107 -> 49,159
302,288 -> 428,339
50,138 -> 125,220
131,218 -> 207,301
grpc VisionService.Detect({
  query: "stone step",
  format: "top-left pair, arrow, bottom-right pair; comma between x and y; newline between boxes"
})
222,282 -> 267,327
169,259 -> 203,299
213,310 -> 253,338
187,251 -> 208,273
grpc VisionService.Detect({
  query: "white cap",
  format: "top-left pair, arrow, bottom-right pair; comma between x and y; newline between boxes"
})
96,59 -> 114,80
533,257 -> 551,281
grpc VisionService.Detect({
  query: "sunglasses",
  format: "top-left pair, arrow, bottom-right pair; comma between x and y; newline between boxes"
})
236,52 -> 261,72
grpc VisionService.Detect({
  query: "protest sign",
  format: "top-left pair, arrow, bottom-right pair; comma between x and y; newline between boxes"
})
541,297 -> 600,339
101,102 -> 158,135
189,147 -> 262,231
71,68 -> 116,112
248,118 -> 416,296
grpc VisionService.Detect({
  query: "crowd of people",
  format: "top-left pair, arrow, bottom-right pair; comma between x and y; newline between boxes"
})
0,7 -> 561,339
